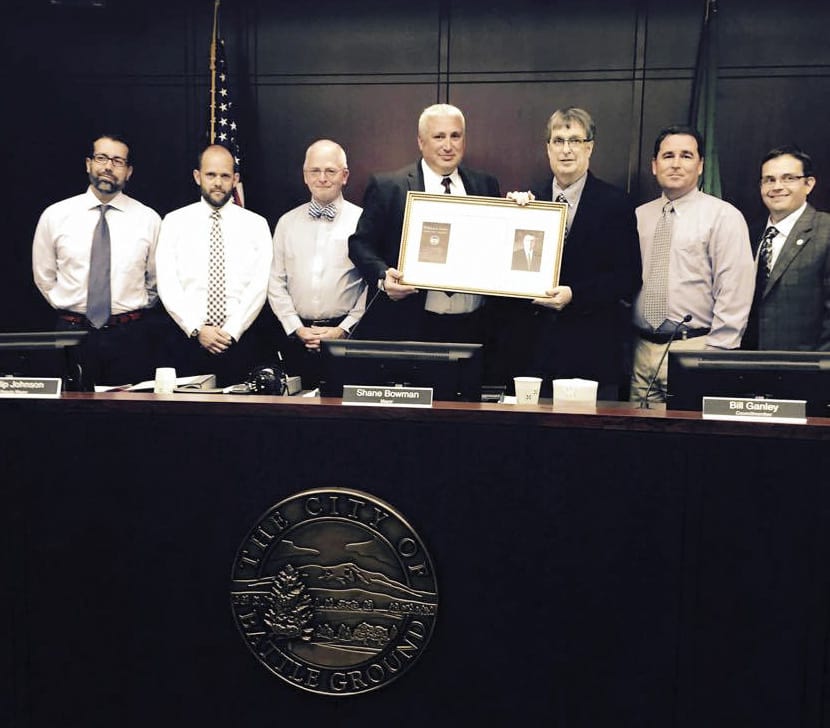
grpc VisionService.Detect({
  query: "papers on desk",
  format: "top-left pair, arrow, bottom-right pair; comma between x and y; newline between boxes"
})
95,374 -> 217,393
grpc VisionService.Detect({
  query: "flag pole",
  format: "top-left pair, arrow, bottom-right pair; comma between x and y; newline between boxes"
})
209,0 -> 220,144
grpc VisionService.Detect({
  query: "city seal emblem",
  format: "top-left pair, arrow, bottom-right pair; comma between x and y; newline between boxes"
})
230,488 -> 438,695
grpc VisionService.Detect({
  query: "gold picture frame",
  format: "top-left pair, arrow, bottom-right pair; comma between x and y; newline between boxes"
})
398,192 -> 567,299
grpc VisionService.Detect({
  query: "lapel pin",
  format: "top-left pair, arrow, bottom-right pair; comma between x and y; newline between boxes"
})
796,239 -> 805,246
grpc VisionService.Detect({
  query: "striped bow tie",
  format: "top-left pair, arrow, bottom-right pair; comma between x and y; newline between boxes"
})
309,200 -> 336,220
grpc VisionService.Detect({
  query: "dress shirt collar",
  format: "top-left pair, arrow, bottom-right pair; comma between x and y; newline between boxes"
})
198,197 -> 236,217
660,186 -> 701,217
552,172 -> 587,206
421,159 -> 463,195
765,202 -> 808,241
85,186 -> 128,212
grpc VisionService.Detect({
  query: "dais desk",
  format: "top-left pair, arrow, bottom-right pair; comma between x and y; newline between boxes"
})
3,394 -> 830,727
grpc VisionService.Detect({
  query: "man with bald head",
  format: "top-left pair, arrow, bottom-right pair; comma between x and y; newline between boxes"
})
156,143 -> 272,386
268,139 -> 366,388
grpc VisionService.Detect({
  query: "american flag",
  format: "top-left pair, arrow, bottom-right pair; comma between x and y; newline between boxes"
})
208,3 -> 245,206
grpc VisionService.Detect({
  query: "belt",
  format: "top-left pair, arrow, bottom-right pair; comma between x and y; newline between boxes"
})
300,316 -> 345,328
637,326 -> 710,344
58,309 -> 145,327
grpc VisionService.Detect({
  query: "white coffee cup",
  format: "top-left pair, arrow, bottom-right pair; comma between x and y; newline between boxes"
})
154,367 -> 177,394
514,376 -> 542,405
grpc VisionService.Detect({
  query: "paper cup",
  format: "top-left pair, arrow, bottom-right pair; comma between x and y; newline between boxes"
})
514,376 -> 542,405
154,367 -> 177,394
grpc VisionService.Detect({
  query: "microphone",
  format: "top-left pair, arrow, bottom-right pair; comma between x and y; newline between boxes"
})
345,287 -> 383,340
639,314 -> 693,409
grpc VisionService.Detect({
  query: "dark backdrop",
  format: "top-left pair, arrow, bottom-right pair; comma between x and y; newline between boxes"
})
3,0 -> 829,332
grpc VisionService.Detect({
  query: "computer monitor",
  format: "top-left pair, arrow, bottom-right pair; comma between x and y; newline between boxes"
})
0,331 -> 88,390
667,349 -> 830,418
319,339 -> 484,402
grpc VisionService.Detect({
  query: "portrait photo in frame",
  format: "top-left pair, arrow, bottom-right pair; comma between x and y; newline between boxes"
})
398,192 -> 567,299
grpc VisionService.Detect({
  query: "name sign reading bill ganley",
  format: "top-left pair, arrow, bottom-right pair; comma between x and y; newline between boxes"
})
230,488 -> 438,695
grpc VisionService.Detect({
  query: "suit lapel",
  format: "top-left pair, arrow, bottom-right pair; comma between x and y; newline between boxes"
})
765,205 -> 815,295
409,162 -> 425,192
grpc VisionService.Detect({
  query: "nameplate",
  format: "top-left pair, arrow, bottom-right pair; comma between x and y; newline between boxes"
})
342,385 -> 433,407
702,396 -> 807,424
0,377 -> 62,398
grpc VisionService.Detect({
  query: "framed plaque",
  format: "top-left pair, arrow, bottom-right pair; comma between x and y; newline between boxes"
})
398,192 -> 567,299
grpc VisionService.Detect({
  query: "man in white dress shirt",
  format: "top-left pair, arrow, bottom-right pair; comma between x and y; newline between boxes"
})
268,139 -> 365,388
32,133 -> 161,388
156,144 -> 272,386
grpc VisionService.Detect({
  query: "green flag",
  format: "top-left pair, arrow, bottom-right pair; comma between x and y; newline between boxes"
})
690,0 -> 721,198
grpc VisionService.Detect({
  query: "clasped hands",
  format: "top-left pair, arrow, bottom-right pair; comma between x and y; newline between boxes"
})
296,325 -> 346,351
197,325 -> 234,355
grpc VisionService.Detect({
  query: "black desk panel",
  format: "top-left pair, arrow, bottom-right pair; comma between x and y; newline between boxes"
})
4,395 -> 830,727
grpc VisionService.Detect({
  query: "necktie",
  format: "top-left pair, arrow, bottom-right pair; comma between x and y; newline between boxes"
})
87,204 -> 112,329
207,209 -> 227,327
309,199 -> 336,220
555,192 -> 569,240
759,226 -> 778,284
642,201 -> 675,329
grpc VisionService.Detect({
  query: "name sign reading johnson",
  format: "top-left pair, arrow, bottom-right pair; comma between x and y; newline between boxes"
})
230,488 -> 438,696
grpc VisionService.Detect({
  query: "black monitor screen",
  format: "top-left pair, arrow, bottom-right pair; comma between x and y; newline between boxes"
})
667,350 -> 830,418
320,339 -> 483,402
0,331 -> 87,388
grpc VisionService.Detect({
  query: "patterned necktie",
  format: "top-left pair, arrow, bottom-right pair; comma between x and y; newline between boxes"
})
759,225 -> 778,282
642,201 -> 675,329
555,192 -> 569,240
207,209 -> 227,326
87,204 -> 112,329
309,199 -> 336,221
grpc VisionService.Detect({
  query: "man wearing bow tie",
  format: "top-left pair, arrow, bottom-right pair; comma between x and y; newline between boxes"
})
268,139 -> 366,387
743,145 -> 830,351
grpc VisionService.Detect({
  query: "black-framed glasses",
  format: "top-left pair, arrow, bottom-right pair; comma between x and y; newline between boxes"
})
90,153 -> 129,168
549,137 -> 592,148
760,174 -> 806,187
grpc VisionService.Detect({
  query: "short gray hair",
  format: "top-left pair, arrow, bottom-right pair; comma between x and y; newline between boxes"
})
418,104 -> 466,137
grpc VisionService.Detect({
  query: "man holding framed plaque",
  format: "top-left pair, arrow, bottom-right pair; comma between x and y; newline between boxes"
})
348,103 -> 500,342
497,107 -> 641,400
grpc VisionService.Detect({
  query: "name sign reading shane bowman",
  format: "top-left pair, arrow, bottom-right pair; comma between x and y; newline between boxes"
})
230,488 -> 438,695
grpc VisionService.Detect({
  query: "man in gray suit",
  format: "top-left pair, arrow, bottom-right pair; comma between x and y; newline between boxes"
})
744,145 -> 830,350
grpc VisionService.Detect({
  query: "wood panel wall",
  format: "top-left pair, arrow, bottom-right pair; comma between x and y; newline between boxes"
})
4,0 -> 829,330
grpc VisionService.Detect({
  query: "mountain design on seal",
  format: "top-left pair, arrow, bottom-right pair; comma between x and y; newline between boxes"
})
299,562 -> 434,601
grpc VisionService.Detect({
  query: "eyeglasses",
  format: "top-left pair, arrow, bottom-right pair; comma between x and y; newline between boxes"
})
549,137 -> 592,148
304,167 -> 344,179
90,153 -> 129,168
760,174 -> 806,187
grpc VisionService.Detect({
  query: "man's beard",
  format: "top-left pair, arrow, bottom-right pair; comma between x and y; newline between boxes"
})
89,171 -> 124,195
201,186 -> 234,208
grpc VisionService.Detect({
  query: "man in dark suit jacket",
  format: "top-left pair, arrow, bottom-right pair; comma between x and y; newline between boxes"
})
744,145 -> 830,351
494,107 -> 641,399
348,103 -> 500,342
